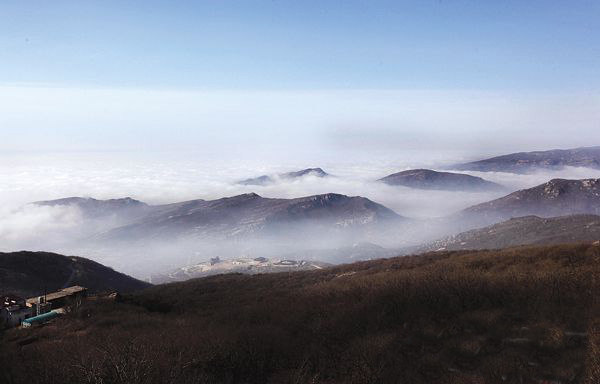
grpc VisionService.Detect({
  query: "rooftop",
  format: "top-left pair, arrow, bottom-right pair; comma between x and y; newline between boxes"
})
26,286 -> 87,305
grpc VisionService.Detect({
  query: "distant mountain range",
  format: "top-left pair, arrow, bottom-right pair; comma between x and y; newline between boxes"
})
20,155 -> 600,279
31,192 -> 405,254
0,251 -> 150,298
238,167 -> 330,185
452,146 -> 600,173
378,169 -> 504,191
28,177 -> 600,270
418,214 -> 600,252
35,196 -> 148,214
456,178 -> 600,227
34,196 -> 152,227
86,192 -> 403,244
24,192 -> 409,278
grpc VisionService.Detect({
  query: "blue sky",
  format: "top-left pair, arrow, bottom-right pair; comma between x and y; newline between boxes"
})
1,0 -> 599,90
0,1 -> 599,157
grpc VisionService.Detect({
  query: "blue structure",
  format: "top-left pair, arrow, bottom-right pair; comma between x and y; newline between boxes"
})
21,310 -> 61,327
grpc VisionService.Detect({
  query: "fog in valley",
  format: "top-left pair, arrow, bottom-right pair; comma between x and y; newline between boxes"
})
3,149 -> 600,279
3,3 -> 600,382
2,85 -> 599,278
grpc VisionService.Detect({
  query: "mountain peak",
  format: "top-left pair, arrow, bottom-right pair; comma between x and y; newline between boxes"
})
237,168 -> 330,186
284,168 -> 328,178
458,178 -> 600,227
308,193 -> 346,201
237,192 -> 261,199
216,192 -> 263,204
540,178 -> 600,196
379,168 -> 503,191
94,191 -> 403,245
32,196 -> 150,222
452,146 -> 600,173
114,197 -> 143,204
35,196 -> 147,207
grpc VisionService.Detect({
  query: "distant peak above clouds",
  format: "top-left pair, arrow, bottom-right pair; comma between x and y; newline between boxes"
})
457,178 -> 600,227
378,169 -> 504,192
33,196 -> 150,220
451,146 -> 600,174
31,192 -> 404,245
284,168 -> 329,178
35,196 -> 147,207
237,167 -> 331,186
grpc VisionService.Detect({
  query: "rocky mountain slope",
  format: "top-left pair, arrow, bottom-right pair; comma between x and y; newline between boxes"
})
238,167 -> 330,185
379,169 -> 503,191
33,196 -> 153,231
92,192 -> 404,243
35,197 -> 150,218
0,251 -> 150,298
456,178 -> 600,227
418,214 -> 600,252
23,193 -> 407,278
452,146 -> 600,173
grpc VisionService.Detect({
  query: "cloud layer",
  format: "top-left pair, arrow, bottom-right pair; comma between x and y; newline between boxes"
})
3,151 -> 600,275
1,86 -> 599,161
2,85 -> 600,276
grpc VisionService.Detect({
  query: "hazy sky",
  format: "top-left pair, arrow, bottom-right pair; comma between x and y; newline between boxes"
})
1,1 -> 599,159
2,1 -> 600,270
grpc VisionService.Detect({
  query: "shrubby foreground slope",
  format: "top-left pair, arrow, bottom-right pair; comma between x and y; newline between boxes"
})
0,251 -> 150,298
1,244 -> 599,383
419,214 -> 600,252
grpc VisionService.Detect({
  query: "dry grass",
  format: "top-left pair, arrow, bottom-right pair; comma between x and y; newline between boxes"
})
1,243 -> 599,383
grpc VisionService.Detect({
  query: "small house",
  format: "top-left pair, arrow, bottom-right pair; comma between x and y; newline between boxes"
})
26,286 -> 88,315
1,295 -> 32,329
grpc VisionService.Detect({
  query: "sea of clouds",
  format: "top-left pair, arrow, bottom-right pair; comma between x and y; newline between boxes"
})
2,86 -> 599,276
3,151 -> 600,263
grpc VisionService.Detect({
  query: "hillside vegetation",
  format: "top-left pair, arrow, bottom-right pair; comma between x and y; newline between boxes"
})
0,251 -> 150,298
419,214 -> 600,252
1,244 -> 599,383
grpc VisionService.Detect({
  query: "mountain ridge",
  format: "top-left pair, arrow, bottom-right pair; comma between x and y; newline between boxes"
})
0,251 -> 150,298
91,192 -> 404,243
379,168 -> 504,191
455,178 -> 600,228
238,167 -> 330,185
451,146 -> 600,173
417,214 -> 600,252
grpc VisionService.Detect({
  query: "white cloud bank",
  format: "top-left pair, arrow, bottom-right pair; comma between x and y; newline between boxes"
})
3,152 -> 600,277
1,86 -> 599,163
1,85 -> 600,275
3,152 -> 600,241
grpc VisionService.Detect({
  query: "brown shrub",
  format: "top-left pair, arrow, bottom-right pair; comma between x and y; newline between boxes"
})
1,243 -> 598,383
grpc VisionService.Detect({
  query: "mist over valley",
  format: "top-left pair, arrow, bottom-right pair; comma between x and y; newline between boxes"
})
3,3 -> 600,381
3,149 -> 600,279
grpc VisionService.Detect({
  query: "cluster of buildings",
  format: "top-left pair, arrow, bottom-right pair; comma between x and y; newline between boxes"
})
1,286 -> 87,329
